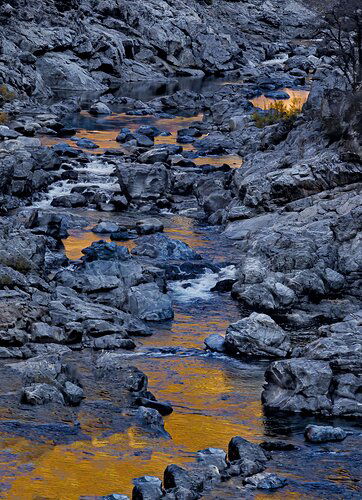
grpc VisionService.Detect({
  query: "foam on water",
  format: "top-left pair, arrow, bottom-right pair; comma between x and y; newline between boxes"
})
169,265 -> 236,302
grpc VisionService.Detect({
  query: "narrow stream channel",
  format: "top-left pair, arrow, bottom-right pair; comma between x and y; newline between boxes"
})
0,84 -> 360,499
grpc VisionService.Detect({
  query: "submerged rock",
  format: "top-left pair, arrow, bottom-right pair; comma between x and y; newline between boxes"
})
304,424 -> 348,443
244,472 -> 287,490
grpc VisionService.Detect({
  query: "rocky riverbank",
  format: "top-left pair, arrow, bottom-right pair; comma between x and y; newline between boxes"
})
0,0 -> 361,498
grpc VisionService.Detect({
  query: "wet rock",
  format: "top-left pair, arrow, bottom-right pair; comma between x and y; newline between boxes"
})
63,381 -> 84,405
263,90 -> 290,99
89,102 -> 111,115
196,448 -> 227,472
162,486 -> 196,500
93,335 -> 136,351
136,218 -> 164,235
96,354 -> 148,393
117,163 -> 170,201
132,475 -> 163,500
110,231 -> 131,241
225,313 -> 291,359
135,397 -> 173,416
76,138 -> 99,149
304,424 -> 348,443
204,334 -> 226,353
228,436 -> 268,466
164,463 -> 219,496
81,241 -> 131,262
136,125 -> 161,138
225,458 -> 265,479
244,472 -> 287,490
262,358 -> 333,414
138,148 -> 169,164
0,125 -> 20,139
128,283 -> 173,321
83,320 -> 124,338
51,193 -> 87,208
133,133 -> 154,148
31,322 -> 66,344
132,234 -> 200,261
260,440 -> 297,451
22,383 -> 65,405
92,222 -> 121,234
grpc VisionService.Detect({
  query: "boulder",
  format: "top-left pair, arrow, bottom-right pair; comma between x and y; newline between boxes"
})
224,313 -> 291,359
132,476 -> 163,500
132,234 -> 200,261
262,358 -> 333,414
228,436 -> 268,466
304,424 -> 348,443
89,102 -> 111,115
136,218 -> 164,235
22,383 -> 65,405
244,472 -> 287,490
93,335 -> 136,351
128,283 -> 173,321
204,334 -> 226,353
92,222 -> 121,234
117,163 -> 170,201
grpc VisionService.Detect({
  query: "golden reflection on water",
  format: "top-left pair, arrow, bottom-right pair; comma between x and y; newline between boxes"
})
251,89 -> 310,111
193,154 -> 242,169
62,227 -> 136,261
40,113 -> 205,155
3,356 -> 264,499
62,215 -> 214,261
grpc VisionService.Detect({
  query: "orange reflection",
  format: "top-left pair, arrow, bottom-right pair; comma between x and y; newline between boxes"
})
63,227 -> 136,261
193,154 -> 243,169
4,357 -> 264,499
251,89 -> 310,111
41,113 -> 206,155
62,215 -> 214,261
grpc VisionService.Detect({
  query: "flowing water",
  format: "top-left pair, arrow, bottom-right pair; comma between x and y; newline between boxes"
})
0,83 -> 360,499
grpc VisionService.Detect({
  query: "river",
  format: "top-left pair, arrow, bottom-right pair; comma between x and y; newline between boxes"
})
0,82 -> 360,499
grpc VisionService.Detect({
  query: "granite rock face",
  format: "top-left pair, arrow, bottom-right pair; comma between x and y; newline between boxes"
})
225,312 -> 291,359
0,0 -> 317,96
262,312 -> 362,417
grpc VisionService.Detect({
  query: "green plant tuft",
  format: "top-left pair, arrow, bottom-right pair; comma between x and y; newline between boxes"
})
252,98 -> 303,128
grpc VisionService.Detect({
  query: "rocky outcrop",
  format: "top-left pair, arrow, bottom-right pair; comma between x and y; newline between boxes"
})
262,312 -> 362,417
0,0 -> 317,96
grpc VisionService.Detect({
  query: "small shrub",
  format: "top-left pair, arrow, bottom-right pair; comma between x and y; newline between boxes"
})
0,84 -> 15,103
0,112 -> 8,124
252,98 -> 303,128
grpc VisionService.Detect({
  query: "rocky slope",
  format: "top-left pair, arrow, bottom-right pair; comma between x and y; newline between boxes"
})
0,0 -> 317,96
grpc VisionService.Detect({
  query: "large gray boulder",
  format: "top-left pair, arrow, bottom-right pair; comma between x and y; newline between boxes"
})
262,358 -> 333,414
116,163 -> 170,201
225,313 -> 291,359
128,283 -> 173,321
